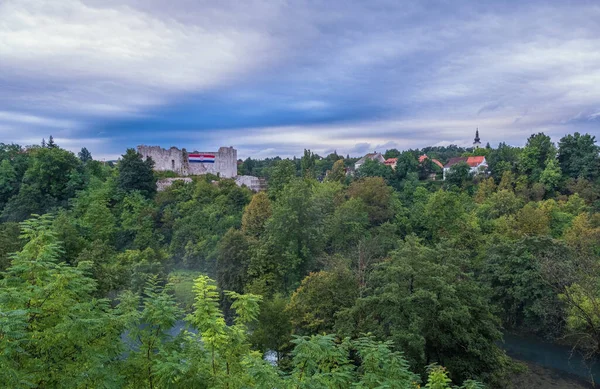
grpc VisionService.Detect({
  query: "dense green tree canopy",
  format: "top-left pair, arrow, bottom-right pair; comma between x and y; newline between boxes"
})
0,131 -> 599,388
558,132 -> 600,181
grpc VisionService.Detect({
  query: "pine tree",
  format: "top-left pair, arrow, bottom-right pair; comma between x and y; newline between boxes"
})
117,148 -> 156,198
47,135 -> 57,148
78,147 -> 92,163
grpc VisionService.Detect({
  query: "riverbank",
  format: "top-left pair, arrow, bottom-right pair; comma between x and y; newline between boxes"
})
510,360 -> 594,389
502,332 -> 599,385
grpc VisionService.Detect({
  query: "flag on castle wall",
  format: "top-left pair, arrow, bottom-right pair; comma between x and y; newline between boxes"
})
188,154 -> 215,163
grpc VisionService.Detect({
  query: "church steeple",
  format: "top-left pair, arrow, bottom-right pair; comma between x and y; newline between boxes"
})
473,128 -> 481,148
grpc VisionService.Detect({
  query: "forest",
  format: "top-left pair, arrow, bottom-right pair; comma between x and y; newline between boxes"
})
1,132 -> 599,388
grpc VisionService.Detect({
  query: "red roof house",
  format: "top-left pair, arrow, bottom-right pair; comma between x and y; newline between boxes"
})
419,154 -> 444,169
384,158 -> 398,169
466,156 -> 486,167
443,156 -> 488,180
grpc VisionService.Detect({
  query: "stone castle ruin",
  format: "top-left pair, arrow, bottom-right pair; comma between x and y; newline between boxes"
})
137,145 -> 237,178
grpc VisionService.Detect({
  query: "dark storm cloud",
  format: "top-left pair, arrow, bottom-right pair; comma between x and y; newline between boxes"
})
0,0 -> 599,159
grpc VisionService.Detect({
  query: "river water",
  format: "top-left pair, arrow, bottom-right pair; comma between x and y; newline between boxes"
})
124,322 -> 598,386
502,332 -> 599,386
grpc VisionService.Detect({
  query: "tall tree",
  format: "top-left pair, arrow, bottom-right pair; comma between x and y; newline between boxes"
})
557,132 -> 600,181
487,142 -> 520,180
287,268 -> 358,334
0,215 -> 123,387
268,159 -> 296,199
347,177 -> 397,225
47,135 -> 57,148
326,159 -> 346,183
338,237 -> 507,384
0,159 -> 17,205
519,133 -> 557,181
300,149 -> 317,178
78,147 -> 93,163
2,147 -> 84,221
241,192 -> 272,238
216,228 -> 250,293
483,236 -> 566,336
117,148 -> 156,198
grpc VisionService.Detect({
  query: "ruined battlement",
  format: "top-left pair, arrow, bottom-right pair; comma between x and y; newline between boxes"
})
137,145 -> 237,178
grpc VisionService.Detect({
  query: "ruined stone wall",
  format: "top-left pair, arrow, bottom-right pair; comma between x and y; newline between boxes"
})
235,175 -> 267,192
157,177 -> 193,191
137,145 -> 237,178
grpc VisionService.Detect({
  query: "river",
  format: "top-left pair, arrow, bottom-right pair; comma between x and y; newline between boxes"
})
124,322 -> 598,387
503,332 -> 598,388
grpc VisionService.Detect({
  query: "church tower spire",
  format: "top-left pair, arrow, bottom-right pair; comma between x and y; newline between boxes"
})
473,128 -> 481,148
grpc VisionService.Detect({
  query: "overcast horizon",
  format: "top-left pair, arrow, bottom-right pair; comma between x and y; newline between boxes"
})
1,0 -> 599,160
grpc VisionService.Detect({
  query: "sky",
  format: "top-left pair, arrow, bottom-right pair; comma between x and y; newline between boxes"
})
1,0 -> 599,160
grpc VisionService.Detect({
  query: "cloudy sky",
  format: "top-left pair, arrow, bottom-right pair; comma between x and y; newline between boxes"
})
1,0 -> 599,159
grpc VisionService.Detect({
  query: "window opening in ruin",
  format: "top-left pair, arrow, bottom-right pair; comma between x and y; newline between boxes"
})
171,160 -> 175,170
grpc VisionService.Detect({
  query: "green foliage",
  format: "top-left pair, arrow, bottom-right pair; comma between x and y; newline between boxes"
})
356,158 -> 393,181
326,159 -> 347,183
445,162 -> 473,189
117,148 -> 156,198
0,159 -> 17,206
250,294 -> 293,359
539,157 -> 562,192
168,270 -> 203,311
0,132 -> 599,388
120,277 -> 182,388
425,365 -> 452,389
269,159 -> 296,198
256,179 -> 327,291
168,179 -> 251,271
0,222 -> 21,272
2,146 -> 85,221
241,191 -> 272,237
518,133 -> 557,182
217,228 -> 250,293
326,197 -> 370,251
487,142 -> 520,180
300,149 -> 317,178
339,237 -> 506,384
0,215 -> 123,388
348,177 -> 397,225
287,268 -> 358,334
483,236 -> 566,336
78,147 -> 93,163
558,132 -> 600,181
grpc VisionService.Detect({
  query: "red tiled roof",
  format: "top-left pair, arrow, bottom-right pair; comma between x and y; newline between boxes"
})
443,157 -> 468,168
443,156 -> 486,168
431,159 -> 444,169
420,154 -> 444,169
466,156 -> 485,167
384,158 -> 398,165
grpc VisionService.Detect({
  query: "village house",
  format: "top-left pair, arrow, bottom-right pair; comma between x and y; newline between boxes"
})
354,152 -> 386,171
418,154 -> 444,169
443,156 -> 488,180
442,130 -> 488,180
418,154 -> 444,180
384,158 -> 398,170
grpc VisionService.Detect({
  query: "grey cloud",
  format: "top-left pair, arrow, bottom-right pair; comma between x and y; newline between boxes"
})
1,0 -> 600,157
348,143 -> 372,156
